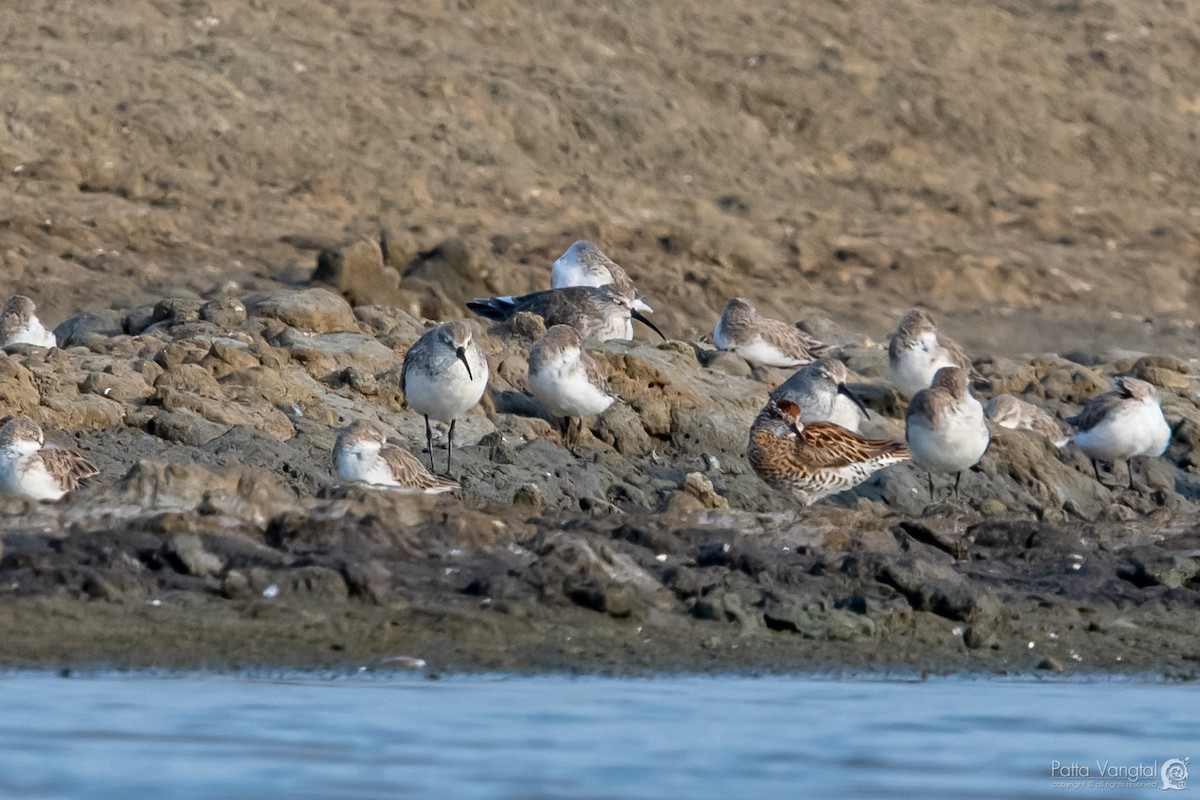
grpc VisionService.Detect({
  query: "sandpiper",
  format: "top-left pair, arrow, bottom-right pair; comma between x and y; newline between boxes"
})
905,366 -> 990,498
0,295 -> 56,349
467,285 -> 664,343
400,320 -> 489,475
713,298 -> 827,368
0,416 -> 98,500
887,309 -> 972,399
747,398 -> 909,506
333,420 -> 459,493
769,357 -> 871,432
527,324 -> 618,451
1068,376 -> 1170,488
984,394 -> 1070,448
550,240 -> 653,313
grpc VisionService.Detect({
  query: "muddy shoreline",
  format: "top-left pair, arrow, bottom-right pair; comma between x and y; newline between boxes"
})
3,0 -> 1200,675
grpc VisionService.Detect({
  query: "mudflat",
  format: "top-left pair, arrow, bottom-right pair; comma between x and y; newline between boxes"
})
1,0 -> 1198,675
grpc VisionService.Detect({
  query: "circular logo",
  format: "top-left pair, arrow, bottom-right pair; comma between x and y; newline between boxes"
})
1161,758 -> 1189,791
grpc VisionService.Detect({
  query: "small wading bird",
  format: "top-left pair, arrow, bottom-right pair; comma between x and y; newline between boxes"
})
984,394 -> 1070,448
0,295 -> 56,349
467,285 -> 664,343
905,366 -> 990,499
1068,376 -> 1170,489
769,357 -> 871,433
747,398 -> 909,506
333,420 -> 459,493
550,240 -> 653,314
887,308 -> 972,399
0,416 -> 98,501
713,298 -> 828,368
400,320 -> 489,476
526,324 -> 618,452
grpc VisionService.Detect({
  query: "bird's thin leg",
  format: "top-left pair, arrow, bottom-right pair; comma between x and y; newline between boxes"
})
953,471 -> 962,498
424,415 -> 435,472
927,471 -> 936,501
1127,459 -> 1136,491
447,418 -> 456,476
1090,458 -> 1103,485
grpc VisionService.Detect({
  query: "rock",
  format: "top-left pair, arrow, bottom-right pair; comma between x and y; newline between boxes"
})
272,330 -> 399,378
312,237 -> 404,307
152,298 -> 203,327
165,533 -> 225,577
54,310 -> 125,347
247,288 -> 359,333
506,311 -> 546,340
200,298 -> 248,328
0,355 -> 41,413
681,472 -> 728,509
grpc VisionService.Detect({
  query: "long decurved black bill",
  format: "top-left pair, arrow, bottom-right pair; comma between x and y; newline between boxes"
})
838,383 -> 871,419
456,346 -> 473,381
631,309 -> 666,341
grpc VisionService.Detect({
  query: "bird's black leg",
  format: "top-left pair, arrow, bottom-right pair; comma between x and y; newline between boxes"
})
1127,459 -> 1136,491
927,471 -> 936,501
447,418 -> 456,476
953,471 -> 962,498
425,415 -> 435,472
1090,458 -> 1102,484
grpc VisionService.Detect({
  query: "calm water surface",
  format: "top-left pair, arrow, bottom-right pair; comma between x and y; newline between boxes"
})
0,672 -> 1195,799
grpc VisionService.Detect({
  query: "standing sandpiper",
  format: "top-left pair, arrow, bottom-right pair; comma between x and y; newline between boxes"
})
333,420 -> 459,493
0,295 -> 56,349
747,398 -> 909,506
527,324 -> 618,451
550,240 -> 653,313
887,309 -> 972,399
1068,376 -> 1170,488
0,416 -> 98,500
905,366 -> 990,499
769,358 -> 871,433
400,320 -> 489,475
467,285 -> 664,343
713,298 -> 828,369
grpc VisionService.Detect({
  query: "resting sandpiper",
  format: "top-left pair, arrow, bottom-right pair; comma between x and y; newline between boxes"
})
905,366 -> 990,498
0,416 -> 98,500
748,398 -> 909,506
333,420 -> 459,493
887,309 -> 971,399
468,285 -> 664,343
1068,376 -> 1170,488
527,324 -> 618,451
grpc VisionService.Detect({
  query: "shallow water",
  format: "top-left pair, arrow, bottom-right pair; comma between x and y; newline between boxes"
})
1,672 -> 1195,799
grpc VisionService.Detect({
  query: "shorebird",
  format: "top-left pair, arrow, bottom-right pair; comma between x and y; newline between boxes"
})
769,357 -> 871,433
400,320 -> 489,475
333,420 -> 459,493
887,309 -> 972,399
905,366 -> 990,498
0,295 -> 56,349
1067,376 -> 1170,488
527,324 -> 618,451
550,240 -> 653,313
747,398 -> 909,506
984,394 -> 1070,448
467,285 -> 664,343
0,416 -> 98,500
713,298 -> 828,368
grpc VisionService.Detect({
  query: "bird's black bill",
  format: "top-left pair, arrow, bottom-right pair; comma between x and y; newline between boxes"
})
631,310 -> 666,341
456,346 -> 473,381
837,383 -> 872,419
